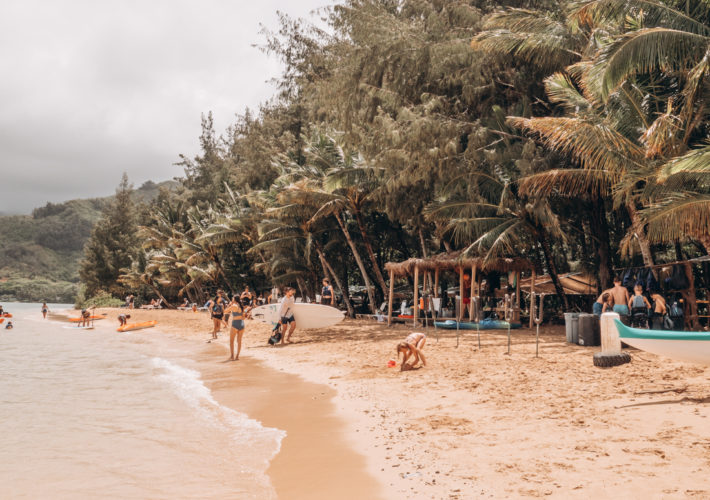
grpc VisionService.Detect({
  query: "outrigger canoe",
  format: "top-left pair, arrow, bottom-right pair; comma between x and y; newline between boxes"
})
434,320 -> 522,330
615,319 -> 710,366
117,320 -> 157,333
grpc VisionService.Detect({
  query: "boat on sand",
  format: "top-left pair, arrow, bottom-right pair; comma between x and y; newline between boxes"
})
615,319 -> 710,366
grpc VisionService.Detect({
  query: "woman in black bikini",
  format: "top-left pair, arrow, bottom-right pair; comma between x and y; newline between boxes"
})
320,279 -> 334,306
207,294 -> 225,341
224,296 -> 246,360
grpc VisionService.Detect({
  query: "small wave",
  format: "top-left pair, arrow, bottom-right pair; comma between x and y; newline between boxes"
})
150,357 -> 285,465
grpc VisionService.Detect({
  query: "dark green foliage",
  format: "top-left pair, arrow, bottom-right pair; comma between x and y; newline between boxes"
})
79,174 -> 141,299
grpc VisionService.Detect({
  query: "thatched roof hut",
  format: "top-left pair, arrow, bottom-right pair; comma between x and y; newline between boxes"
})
385,251 -> 534,326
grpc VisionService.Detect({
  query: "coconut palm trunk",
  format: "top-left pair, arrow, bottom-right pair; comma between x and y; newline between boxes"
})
590,196 -> 614,291
315,244 -> 355,317
627,205 -> 654,267
538,237 -> 570,310
333,211 -> 378,314
353,210 -> 388,300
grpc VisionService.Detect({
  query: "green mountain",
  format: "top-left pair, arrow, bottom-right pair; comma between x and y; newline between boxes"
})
0,180 -> 176,303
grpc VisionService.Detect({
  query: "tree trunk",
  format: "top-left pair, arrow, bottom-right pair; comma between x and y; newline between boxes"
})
590,196 -> 613,291
334,212 -> 377,314
315,244 -> 355,318
538,237 -> 570,310
146,280 -> 175,309
627,204 -> 654,267
296,277 -> 308,301
211,252 -> 235,294
354,210 -> 389,300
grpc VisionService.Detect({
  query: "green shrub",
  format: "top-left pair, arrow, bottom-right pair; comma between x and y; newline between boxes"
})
77,290 -> 124,309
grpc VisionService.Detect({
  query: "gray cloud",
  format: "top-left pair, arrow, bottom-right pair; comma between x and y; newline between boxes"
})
0,0 -> 328,213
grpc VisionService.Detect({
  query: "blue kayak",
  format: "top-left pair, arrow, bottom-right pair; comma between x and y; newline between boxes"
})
434,320 -> 522,330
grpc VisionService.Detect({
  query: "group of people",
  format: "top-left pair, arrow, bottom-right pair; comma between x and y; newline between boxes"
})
593,276 -> 675,329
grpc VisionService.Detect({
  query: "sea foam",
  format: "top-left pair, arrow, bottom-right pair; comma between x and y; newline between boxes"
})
151,357 -> 285,465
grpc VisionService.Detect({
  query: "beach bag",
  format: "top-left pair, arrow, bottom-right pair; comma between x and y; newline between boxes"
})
663,314 -> 674,330
669,301 -> 683,318
268,328 -> 282,345
641,268 -> 659,292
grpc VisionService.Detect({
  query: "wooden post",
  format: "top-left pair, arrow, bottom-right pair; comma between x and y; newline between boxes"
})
434,269 -> 440,298
458,267 -> 464,321
529,269 -> 536,329
413,265 -> 420,328
388,269 -> 394,327
469,265 -> 476,321
516,271 -> 521,322
685,262 -> 699,329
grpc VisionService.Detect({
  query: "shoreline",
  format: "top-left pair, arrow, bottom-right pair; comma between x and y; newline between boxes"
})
77,308 -> 710,498
67,307 -> 384,499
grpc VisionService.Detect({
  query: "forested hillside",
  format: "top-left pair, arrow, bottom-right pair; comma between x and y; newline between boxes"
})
0,180 -> 176,302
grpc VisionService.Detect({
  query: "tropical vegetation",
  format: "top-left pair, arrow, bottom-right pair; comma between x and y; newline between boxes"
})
78,0 -> 710,320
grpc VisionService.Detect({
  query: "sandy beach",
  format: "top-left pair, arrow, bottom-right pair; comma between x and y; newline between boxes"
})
79,308 -> 710,499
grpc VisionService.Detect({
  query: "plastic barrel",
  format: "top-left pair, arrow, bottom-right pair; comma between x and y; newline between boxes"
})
578,313 -> 600,346
564,313 -> 579,344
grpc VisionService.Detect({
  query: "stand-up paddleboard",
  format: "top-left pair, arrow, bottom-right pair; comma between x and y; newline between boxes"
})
434,319 -> 522,330
251,303 -> 344,329
68,315 -> 107,323
63,325 -> 95,330
117,320 -> 157,333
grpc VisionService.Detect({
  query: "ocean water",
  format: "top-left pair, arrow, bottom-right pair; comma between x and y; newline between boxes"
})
0,302 -> 284,499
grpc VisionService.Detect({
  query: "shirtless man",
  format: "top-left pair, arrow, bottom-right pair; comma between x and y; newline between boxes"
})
610,276 -> 630,319
279,287 -> 297,344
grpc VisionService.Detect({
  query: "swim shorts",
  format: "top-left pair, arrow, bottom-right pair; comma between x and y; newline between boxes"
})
280,316 -> 295,324
613,304 -> 629,316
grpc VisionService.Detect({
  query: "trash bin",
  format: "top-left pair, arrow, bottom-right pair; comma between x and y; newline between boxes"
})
578,313 -> 600,346
564,312 -> 579,344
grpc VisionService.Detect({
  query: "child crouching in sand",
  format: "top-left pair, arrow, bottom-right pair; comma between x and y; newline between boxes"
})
396,332 -> 427,371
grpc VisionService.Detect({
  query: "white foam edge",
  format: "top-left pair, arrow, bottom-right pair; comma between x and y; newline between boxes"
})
150,357 -> 285,464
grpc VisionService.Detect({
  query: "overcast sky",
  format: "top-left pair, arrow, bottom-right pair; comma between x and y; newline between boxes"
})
0,0 -> 330,214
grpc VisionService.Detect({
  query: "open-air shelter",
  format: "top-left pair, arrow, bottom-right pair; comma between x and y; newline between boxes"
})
384,251 -> 534,327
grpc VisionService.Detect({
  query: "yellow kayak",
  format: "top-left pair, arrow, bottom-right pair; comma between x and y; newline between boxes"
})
69,314 -> 107,322
117,320 -> 157,332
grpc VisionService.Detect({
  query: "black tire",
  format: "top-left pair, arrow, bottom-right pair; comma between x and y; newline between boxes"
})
593,352 -> 631,368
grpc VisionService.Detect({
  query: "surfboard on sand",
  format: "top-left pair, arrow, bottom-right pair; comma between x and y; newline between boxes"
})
251,303 -> 344,330
63,325 -> 95,330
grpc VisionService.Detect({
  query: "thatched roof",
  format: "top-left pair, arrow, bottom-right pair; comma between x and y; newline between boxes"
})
384,250 -> 533,276
519,272 -> 598,296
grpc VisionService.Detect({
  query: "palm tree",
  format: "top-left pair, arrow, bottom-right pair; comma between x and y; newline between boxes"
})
426,171 -> 571,309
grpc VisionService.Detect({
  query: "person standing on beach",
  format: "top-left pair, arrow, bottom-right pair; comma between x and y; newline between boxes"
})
609,276 -> 630,319
649,291 -> 667,329
224,296 -> 246,360
41,303 -> 49,319
320,278 -> 334,306
279,287 -> 297,344
206,292 -> 227,341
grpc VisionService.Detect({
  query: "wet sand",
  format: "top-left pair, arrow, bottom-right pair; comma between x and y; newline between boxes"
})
85,308 -> 710,498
